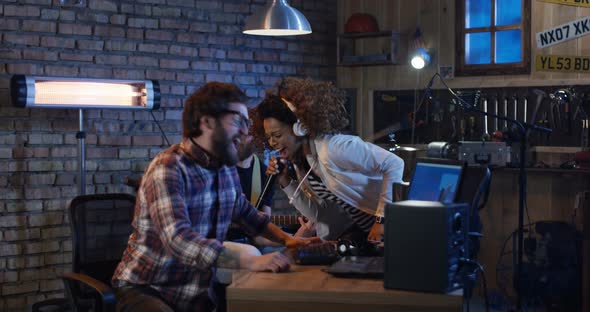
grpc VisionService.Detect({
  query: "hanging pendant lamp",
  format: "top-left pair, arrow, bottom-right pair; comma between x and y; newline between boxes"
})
243,0 -> 312,36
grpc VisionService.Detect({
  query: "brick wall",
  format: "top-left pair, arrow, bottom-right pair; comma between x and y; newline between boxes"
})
0,0 -> 337,310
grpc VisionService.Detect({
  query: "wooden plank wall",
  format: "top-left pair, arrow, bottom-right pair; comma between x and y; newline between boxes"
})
481,170 -> 589,293
337,0 -> 590,138
337,0 -> 590,305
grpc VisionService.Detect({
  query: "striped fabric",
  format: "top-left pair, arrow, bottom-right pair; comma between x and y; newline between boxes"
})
306,173 -> 374,233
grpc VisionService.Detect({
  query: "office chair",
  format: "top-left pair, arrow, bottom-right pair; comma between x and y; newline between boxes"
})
61,193 -> 136,312
455,165 -> 492,308
456,165 -> 492,258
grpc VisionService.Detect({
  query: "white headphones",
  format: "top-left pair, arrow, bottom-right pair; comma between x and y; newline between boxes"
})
292,121 -> 308,137
282,97 -> 308,137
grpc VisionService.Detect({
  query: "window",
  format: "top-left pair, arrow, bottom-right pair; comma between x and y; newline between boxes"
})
456,0 -> 530,76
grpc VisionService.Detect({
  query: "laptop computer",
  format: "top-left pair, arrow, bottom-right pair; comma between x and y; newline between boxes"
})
407,158 -> 466,203
324,256 -> 384,278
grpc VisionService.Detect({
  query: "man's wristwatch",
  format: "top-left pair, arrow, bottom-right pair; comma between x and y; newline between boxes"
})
375,216 -> 385,224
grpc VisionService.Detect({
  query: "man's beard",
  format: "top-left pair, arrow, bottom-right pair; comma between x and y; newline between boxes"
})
212,124 -> 239,166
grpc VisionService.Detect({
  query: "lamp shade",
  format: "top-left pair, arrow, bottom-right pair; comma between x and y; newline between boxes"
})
10,75 -> 160,110
243,0 -> 312,36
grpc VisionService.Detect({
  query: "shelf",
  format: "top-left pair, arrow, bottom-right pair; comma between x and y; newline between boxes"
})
337,30 -> 407,67
339,30 -> 396,39
494,167 -> 590,175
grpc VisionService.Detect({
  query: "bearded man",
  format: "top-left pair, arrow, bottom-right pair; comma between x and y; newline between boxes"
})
112,82 -> 318,312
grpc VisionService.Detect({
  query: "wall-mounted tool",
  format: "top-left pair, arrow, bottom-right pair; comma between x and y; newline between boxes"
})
460,116 -> 466,141
482,97 -> 490,141
572,92 -> 589,150
503,96 -> 509,131
548,92 -> 562,131
473,90 -> 482,109
556,88 -> 573,135
493,95 -> 499,133
574,119 -> 590,168
513,95 -> 518,124
468,116 -> 477,141
530,89 -> 546,126
582,119 -> 589,150
530,89 -> 548,143
490,94 -> 504,141
522,95 -> 528,124
549,88 -> 576,135
451,115 -> 458,140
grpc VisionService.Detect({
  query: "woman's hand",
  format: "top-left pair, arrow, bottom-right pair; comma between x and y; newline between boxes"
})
293,216 -> 315,237
367,222 -> 384,242
283,235 -> 322,249
266,156 -> 291,188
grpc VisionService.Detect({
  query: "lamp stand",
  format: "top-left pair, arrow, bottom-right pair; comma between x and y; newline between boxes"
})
76,109 -> 86,195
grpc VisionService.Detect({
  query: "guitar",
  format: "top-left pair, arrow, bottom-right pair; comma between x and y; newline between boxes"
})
270,214 -> 302,227
228,214 -> 305,238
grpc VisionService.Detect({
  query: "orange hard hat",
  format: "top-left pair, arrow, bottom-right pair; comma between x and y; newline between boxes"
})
344,13 -> 379,33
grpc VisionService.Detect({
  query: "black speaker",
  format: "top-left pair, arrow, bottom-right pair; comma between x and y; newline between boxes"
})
384,200 -> 468,293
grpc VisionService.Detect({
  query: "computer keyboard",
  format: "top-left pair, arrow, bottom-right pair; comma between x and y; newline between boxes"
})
289,242 -> 340,265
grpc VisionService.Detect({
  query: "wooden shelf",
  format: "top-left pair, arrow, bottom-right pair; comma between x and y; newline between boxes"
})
337,30 -> 407,67
493,167 -> 590,175
339,30 -> 395,38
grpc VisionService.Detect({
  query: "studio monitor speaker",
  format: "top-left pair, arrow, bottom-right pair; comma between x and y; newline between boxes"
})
384,200 -> 468,293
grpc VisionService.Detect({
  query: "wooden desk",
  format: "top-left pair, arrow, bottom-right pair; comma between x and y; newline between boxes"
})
226,266 -> 462,312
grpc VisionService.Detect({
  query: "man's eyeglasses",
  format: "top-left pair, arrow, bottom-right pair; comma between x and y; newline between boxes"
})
219,109 -> 252,130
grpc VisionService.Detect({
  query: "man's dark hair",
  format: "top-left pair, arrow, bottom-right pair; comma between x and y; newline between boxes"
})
182,82 -> 248,138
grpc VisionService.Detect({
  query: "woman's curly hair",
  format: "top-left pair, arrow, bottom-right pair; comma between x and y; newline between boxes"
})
277,77 -> 349,138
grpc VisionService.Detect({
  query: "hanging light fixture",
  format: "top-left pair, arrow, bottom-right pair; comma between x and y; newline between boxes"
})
243,0 -> 312,36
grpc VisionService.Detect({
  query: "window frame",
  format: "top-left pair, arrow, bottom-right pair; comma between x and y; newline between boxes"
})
455,0 -> 531,76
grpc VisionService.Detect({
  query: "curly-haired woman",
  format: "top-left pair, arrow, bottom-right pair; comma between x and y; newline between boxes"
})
252,77 -> 405,243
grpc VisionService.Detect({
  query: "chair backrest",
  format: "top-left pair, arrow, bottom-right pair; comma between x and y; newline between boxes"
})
456,165 -> 492,216
68,193 -> 136,285
455,165 -> 491,259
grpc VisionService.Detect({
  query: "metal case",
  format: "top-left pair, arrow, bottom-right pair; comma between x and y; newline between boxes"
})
458,141 -> 507,167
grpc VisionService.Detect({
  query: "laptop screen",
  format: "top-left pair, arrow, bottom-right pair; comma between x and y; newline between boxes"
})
407,158 -> 465,203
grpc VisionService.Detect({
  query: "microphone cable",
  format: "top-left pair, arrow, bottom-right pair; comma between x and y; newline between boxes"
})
255,158 -> 284,210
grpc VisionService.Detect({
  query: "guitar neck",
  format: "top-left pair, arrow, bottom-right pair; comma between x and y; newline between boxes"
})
270,215 -> 300,226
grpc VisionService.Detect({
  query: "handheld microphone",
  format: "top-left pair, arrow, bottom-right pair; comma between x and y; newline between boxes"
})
255,158 -> 284,210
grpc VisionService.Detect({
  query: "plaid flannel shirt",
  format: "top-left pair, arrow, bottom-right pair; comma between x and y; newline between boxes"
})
112,138 -> 270,309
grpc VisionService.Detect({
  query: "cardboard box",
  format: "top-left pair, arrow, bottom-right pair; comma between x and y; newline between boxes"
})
530,146 -> 582,168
